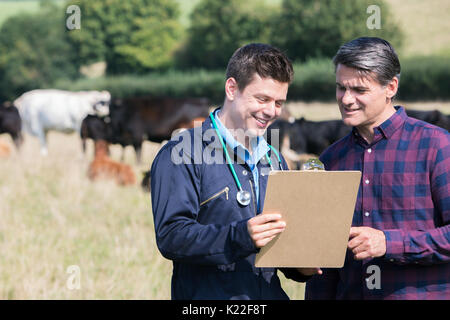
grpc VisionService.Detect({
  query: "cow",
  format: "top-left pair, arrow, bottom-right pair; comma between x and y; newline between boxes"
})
88,140 -> 136,186
80,97 -> 209,164
405,109 -> 449,131
139,116 -> 205,192
268,118 -> 351,156
141,169 -> 151,192
82,96 -> 210,163
269,108 -> 449,169
0,140 -> 11,158
0,101 -> 23,149
14,89 -> 110,155
80,114 -> 112,154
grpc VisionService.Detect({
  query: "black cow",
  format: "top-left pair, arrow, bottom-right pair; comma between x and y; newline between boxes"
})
80,114 -> 112,154
110,96 -> 210,163
268,118 -> 351,156
270,109 -> 449,157
0,102 -> 23,149
141,169 -> 151,192
81,96 -> 210,163
405,109 -> 449,131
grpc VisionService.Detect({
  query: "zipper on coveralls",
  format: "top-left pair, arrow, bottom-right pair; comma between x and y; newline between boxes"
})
200,186 -> 229,206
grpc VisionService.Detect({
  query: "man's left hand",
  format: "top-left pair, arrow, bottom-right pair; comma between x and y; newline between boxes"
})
348,227 -> 386,260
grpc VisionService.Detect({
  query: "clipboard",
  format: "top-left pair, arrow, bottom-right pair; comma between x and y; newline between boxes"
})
254,170 -> 361,268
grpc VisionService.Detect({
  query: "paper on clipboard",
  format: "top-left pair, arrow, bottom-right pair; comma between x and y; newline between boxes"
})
254,170 -> 361,268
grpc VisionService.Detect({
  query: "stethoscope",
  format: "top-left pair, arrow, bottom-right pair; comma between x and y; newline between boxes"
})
209,112 -> 283,206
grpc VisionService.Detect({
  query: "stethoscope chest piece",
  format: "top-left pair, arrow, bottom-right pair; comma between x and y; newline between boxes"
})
209,111 -> 282,207
237,189 -> 251,206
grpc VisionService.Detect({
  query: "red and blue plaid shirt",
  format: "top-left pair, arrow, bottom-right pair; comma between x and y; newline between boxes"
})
305,106 -> 450,300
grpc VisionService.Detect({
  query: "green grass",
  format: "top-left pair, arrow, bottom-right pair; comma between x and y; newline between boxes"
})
385,0 -> 450,57
0,1 -> 40,26
0,0 -> 65,26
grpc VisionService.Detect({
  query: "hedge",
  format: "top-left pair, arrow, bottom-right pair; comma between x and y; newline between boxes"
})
397,56 -> 450,100
53,55 -> 450,103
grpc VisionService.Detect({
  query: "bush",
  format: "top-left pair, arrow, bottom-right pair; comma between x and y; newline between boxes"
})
290,59 -> 336,101
54,56 -> 450,103
272,0 -> 404,62
397,56 -> 450,101
177,0 -> 277,69
54,69 -> 226,103
67,0 -> 182,74
0,2 -> 78,101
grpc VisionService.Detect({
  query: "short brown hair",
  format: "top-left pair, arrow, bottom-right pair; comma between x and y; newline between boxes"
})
226,43 -> 294,91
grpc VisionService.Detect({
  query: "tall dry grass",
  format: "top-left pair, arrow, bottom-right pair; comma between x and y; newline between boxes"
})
4,101 -> 447,299
0,132 -> 172,299
0,130 -> 307,300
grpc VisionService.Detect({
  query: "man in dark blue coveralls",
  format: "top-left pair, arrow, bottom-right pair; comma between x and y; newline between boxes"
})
150,43 -> 321,300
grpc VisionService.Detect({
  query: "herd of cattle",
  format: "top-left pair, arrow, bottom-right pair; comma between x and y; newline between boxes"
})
271,108 -> 450,169
1,89 -> 449,189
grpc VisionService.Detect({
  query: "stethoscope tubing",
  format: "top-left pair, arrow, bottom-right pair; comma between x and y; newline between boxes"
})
209,112 -> 283,196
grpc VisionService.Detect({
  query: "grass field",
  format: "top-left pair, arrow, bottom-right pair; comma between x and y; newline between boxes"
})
385,0 -> 450,56
1,101 -> 448,299
0,132 -> 173,299
0,132 -> 305,299
0,0 -> 64,26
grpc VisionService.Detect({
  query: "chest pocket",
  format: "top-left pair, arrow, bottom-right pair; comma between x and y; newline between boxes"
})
200,185 -> 230,207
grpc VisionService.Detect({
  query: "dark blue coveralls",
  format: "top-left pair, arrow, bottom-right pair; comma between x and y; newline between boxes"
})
150,114 -> 308,299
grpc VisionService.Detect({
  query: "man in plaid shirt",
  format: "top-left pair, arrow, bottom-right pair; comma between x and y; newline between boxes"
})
305,37 -> 449,299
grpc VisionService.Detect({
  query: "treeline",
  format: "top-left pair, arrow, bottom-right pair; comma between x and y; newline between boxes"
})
0,0 -> 448,102
54,57 -> 450,104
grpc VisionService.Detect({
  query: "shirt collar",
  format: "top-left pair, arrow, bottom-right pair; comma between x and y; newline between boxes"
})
377,106 -> 407,139
212,108 -> 270,166
352,106 -> 407,142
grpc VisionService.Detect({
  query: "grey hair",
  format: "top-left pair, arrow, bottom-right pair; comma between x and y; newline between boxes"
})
333,37 -> 401,88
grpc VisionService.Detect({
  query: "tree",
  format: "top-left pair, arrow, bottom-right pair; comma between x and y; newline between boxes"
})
0,2 -> 78,101
272,0 -> 404,62
67,0 -> 182,74
177,0 -> 277,70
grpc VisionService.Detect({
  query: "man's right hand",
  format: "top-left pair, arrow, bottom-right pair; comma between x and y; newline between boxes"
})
247,213 -> 286,248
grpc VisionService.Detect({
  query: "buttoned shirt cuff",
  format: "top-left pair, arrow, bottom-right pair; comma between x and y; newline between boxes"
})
383,229 -> 405,262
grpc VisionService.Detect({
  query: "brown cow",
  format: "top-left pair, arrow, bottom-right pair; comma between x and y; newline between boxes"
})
0,140 -> 11,158
88,140 -> 136,186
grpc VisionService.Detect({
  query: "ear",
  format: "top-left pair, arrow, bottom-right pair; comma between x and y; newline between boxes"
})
225,77 -> 239,101
385,77 -> 399,100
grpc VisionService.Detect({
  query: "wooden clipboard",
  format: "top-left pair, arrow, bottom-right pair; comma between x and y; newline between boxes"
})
254,170 -> 361,268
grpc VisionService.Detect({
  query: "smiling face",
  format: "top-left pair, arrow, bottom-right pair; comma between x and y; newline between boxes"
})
222,73 -> 288,138
335,64 -> 398,141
